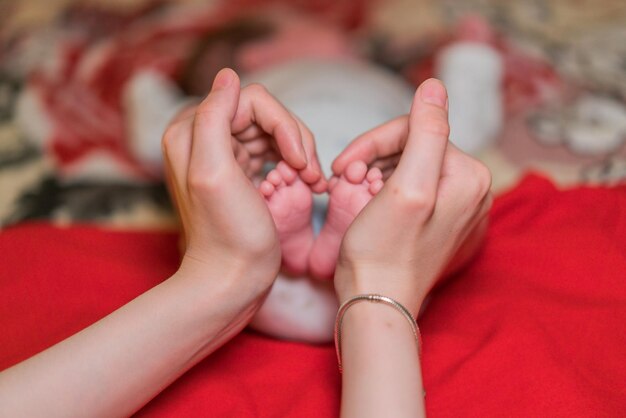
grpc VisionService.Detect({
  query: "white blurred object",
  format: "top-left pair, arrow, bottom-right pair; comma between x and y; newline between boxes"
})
59,150 -> 148,183
530,95 -> 626,155
565,95 -> 626,155
124,70 -> 190,173
15,86 -> 53,148
243,58 -> 414,178
436,42 -> 504,154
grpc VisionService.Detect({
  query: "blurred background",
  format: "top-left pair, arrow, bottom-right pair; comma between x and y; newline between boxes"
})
0,0 -> 625,229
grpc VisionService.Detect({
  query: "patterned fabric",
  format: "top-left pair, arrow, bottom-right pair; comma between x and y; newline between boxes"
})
1,0 -> 625,229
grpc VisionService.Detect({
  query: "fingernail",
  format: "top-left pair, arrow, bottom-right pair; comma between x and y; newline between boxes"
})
212,68 -> 234,90
420,79 -> 447,108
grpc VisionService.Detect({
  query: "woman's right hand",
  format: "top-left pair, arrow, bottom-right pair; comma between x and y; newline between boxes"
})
332,79 -> 492,315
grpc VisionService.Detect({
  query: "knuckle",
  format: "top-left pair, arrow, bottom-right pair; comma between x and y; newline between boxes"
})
397,187 -> 435,215
421,117 -> 450,138
473,161 -> 492,197
194,100 -> 220,121
244,82 -> 268,96
161,124 -> 182,155
187,169 -> 225,195
161,130 -> 175,154
451,153 -> 492,205
186,173 -> 211,193
195,92 -> 226,121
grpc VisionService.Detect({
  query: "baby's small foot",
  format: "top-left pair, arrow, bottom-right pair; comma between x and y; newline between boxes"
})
309,161 -> 384,280
260,161 -> 315,275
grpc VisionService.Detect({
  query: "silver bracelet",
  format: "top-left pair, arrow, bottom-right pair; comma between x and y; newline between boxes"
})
334,294 -> 422,373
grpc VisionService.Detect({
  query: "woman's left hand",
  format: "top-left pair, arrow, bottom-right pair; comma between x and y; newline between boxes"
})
163,68 -> 325,307
0,68 -> 327,418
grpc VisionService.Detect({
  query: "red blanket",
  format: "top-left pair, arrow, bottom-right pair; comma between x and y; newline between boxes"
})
1,174 -> 625,417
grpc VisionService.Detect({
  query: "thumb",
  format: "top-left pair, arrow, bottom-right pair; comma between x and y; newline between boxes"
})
190,68 -> 241,173
387,78 -> 449,198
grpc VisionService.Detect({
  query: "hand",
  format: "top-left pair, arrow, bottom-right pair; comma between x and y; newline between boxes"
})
162,68 -> 325,303
332,79 -> 492,315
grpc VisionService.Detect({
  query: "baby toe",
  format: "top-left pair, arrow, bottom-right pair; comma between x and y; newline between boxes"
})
369,179 -> 384,195
276,161 -> 298,185
344,161 -> 368,184
259,180 -> 275,197
328,176 -> 340,192
267,169 -> 283,187
366,167 -> 383,182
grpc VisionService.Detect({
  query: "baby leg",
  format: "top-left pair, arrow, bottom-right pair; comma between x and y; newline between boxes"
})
260,161 -> 315,275
309,161 -> 384,280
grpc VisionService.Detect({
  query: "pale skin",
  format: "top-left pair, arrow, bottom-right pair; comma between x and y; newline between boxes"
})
261,97 -> 488,283
333,80 -> 492,418
0,69 -> 325,417
262,78 -> 492,417
0,70 -> 491,417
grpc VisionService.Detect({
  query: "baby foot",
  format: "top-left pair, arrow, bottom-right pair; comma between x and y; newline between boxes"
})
260,161 -> 315,275
309,161 -> 384,280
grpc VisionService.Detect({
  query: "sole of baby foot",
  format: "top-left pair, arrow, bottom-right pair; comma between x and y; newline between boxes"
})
309,161 -> 384,280
260,161 -> 315,275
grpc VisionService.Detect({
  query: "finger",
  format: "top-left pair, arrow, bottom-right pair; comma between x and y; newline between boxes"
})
331,115 -> 409,175
190,68 -> 240,178
370,153 -> 402,172
233,83 -> 307,169
328,176 -> 339,192
245,157 -> 266,178
293,116 -> 325,187
234,124 -> 266,142
244,148 -> 280,178
260,150 -> 280,164
310,177 -> 328,194
240,137 -> 272,155
389,78 -> 449,196
435,144 -> 493,224
380,167 -> 395,181
234,144 -> 251,169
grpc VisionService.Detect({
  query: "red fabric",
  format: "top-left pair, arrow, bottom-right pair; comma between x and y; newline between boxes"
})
1,174 -> 625,416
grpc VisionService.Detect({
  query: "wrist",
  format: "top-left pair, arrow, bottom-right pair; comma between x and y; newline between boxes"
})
334,264 -> 430,317
177,251 -> 278,304
169,255 -> 277,352
335,297 -> 425,418
340,301 -> 419,343
336,295 -> 422,367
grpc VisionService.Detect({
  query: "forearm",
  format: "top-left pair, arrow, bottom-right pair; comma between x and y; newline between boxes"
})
0,264 -> 261,418
339,302 -> 425,418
